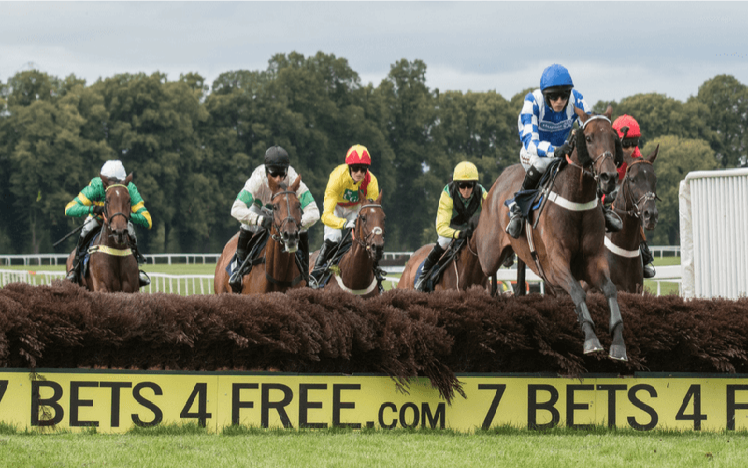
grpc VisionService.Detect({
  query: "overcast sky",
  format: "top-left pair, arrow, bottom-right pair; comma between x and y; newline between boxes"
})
2,2 -> 747,104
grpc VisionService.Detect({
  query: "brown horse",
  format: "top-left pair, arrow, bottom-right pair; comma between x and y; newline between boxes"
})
476,106 -> 629,361
215,176 -> 305,294
604,146 -> 659,293
65,173 -> 139,292
308,192 -> 385,298
397,235 -> 487,291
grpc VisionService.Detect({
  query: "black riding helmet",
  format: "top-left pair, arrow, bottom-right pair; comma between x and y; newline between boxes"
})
264,146 -> 290,176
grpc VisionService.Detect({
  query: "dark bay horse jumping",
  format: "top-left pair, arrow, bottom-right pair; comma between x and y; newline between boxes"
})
65,173 -> 139,292
308,192 -> 385,298
397,234 -> 487,291
215,176 -> 305,294
476,106 -> 629,361
604,146 -> 659,293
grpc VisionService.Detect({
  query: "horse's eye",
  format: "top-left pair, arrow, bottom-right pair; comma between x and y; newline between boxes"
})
586,135 -> 592,143
360,217 -> 366,223
272,204 -> 279,211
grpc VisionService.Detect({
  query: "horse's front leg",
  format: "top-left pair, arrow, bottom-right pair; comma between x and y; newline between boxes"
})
554,266 -> 604,355
600,277 -> 627,361
586,259 -> 627,362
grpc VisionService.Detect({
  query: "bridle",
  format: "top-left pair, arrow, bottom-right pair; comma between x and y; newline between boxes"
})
612,159 -> 659,220
353,203 -> 385,252
269,190 -> 301,243
103,184 -> 131,241
566,115 -> 616,187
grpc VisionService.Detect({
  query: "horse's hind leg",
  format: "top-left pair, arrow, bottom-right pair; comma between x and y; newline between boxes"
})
601,277 -> 627,361
566,280 -> 604,355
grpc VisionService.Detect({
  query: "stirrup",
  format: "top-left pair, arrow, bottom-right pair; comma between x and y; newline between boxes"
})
138,270 -> 151,287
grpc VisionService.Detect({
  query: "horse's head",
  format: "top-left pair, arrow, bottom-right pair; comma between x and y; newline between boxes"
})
620,145 -> 660,230
354,191 -> 385,262
100,172 -> 133,245
573,105 -> 620,195
269,175 -> 302,253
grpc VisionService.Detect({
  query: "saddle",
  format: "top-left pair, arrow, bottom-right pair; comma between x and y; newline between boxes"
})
412,238 -> 467,292
509,157 -> 567,220
225,229 -> 271,279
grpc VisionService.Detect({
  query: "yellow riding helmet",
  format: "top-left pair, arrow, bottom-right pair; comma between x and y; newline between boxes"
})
453,161 -> 479,182
345,144 -> 372,165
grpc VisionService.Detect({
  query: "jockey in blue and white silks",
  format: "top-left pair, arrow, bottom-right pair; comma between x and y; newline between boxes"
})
518,88 -> 591,170
505,64 -> 595,239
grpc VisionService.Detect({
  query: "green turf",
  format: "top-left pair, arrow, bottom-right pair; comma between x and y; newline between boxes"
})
0,424 -> 746,467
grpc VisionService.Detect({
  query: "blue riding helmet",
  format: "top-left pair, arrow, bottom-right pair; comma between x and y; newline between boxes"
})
540,64 -> 574,91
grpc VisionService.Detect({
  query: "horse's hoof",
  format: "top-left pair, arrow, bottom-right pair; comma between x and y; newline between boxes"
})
583,338 -> 604,355
609,345 -> 628,362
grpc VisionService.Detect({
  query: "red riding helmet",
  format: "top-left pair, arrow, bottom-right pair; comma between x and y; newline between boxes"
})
345,144 -> 371,166
612,114 -> 641,140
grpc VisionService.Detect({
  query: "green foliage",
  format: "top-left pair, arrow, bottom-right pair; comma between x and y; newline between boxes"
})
641,136 -> 718,245
0,60 -> 744,253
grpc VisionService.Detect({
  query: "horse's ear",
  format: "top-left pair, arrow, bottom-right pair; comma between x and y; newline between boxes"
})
375,190 -> 382,205
99,173 -> 109,188
603,105 -> 613,121
125,172 -> 134,185
647,144 -> 660,164
574,106 -> 589,124
291,175 -> 301,192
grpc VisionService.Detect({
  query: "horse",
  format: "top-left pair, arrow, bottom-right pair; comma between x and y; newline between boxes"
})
65,173 -> 140,292
214,176 -> 305,294
397,234 -> 487,291
308,192 -> 385,298
604,145 -> 659,293
475,106 -> 629,361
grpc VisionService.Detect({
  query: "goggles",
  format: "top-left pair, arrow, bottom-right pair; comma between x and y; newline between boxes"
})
266,167 -> 287,178
621,139 -> 639,149
350,164 -> 369,174
547,91 -> 571,102
457,181 -> 475,190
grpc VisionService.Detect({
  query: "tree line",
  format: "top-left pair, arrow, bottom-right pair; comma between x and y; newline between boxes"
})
1,51 -> 745,255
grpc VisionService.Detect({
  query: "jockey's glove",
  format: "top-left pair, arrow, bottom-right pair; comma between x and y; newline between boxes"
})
258,215 -> 272,230
92,205 -> 105,215
345,219 -> 356,229
457,229 -> 469,239
555,141 -> 573,158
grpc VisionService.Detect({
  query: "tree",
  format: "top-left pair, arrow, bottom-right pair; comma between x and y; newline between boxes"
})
641,135 -> 718,245
694,75 -> 748,168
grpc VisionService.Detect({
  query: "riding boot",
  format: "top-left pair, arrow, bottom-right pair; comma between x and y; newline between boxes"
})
66,234 -> 87,283
296,231 -> 311,286
229,229 -> 254,293
505,166 -> 542,239
641,241 -> 656,279
602,204 -> 623,233
414,243 -> 446,292
309,239 -> 337,288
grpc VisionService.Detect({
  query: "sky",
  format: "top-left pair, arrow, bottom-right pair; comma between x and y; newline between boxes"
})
1,1 -> 748,105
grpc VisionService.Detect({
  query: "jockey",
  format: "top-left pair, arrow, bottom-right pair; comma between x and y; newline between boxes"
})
415,161 -> 487,292
612,114 -> 656,279
309,144 -> 380,287
506,63 -> 622,238
64,160 -> 152,286
228,146 -> 320,291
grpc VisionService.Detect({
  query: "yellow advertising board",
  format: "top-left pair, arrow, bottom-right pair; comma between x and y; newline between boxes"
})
2,369 -> 748,433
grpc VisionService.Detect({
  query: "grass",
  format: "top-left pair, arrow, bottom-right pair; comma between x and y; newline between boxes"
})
0,424 -> 746,467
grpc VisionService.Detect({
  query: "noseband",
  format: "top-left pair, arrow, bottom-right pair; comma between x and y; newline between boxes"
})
354,203 -> 385,251
613,159 -> 659,220
269,190 -> 301,243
